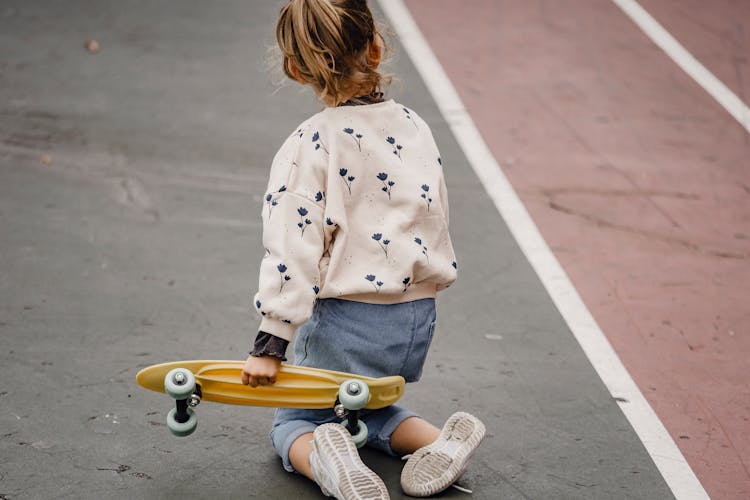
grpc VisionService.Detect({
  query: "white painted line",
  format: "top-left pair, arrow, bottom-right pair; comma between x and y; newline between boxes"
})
377,1 -> 710,499
612,0 -> 750,134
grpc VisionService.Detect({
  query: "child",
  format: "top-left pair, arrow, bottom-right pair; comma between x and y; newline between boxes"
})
241,0 -> 485,498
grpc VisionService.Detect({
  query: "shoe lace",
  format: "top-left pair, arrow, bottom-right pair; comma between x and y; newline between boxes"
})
451,483 -> 474,494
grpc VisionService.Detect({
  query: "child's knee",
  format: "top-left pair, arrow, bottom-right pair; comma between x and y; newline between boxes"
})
270,420 -> 317,472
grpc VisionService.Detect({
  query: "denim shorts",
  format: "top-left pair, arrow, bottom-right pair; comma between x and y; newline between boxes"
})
270,297 -> 437,472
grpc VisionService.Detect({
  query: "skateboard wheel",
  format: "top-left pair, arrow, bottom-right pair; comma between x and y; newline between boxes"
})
166,407 -> 197,437
347,419 -> 368,448
164,368 -> 196,399
338,379 -> 369,410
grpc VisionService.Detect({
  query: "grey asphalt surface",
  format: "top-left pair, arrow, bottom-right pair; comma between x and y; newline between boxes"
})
0,1 -> 674,499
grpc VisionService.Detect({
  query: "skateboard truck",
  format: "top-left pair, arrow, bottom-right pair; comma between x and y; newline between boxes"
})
164,368 -> 200,436
187,388 -> 202,408
336,380 -> 369,448
173,384 -> 202,423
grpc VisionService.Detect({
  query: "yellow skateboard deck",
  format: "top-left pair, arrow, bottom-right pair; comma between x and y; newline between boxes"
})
136,360 -> 405,410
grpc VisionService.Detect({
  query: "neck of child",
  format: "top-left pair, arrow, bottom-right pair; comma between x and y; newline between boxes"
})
322,84 -> 380,107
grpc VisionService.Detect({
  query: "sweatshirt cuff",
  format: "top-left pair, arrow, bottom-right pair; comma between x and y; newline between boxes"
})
259,317 -> 297,342
250,331 -> 289,361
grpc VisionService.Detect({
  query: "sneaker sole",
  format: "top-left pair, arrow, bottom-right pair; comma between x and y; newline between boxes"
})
314,423 -> 390,500
400,412 -> 485,497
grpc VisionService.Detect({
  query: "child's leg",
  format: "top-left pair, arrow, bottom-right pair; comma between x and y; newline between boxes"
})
288,413 -> 439,469
389,416 -> 440,455
269,408 -> 330,474
288,432 -> 314,480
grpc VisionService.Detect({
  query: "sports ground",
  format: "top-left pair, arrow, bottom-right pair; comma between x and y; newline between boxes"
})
0,1 -> 747,498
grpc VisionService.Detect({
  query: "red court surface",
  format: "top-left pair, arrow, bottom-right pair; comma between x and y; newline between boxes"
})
404,1 -> 750,498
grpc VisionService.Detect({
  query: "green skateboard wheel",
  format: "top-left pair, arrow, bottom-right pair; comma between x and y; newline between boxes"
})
347,419 -> 368,448
166,407 -> 197,437
164,368 -> 196,399
338,379 -> 369,410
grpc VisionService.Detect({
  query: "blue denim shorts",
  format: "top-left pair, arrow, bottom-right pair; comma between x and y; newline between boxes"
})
270,297 -> 437,472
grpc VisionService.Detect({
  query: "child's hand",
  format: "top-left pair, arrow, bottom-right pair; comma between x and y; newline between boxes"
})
241,354 -> 282,387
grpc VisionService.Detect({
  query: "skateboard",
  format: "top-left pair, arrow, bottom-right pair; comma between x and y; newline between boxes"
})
136,360 -> 405,447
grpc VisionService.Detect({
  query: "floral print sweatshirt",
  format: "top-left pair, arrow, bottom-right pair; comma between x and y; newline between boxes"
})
254,99 -> 457,341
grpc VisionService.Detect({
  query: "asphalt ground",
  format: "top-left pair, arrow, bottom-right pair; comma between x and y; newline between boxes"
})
0,1 -> 673,498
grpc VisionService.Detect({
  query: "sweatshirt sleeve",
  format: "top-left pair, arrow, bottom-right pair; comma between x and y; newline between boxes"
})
253,127 -> 328,341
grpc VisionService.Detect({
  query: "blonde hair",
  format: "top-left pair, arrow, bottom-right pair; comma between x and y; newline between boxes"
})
276,0 -> 389,106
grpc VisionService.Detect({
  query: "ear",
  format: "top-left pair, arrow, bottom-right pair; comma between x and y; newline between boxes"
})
367,35 -> 382,70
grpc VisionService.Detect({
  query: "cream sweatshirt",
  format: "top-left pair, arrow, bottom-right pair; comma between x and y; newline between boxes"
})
254,100 -> 457,341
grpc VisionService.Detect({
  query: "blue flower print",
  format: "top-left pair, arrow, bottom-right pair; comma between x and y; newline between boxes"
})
386,136 -> 403,160
312,131 -> 329,154
265,193 -> 278,218
402,107 -> 419,130
255,299 -> 266,316
365,274 -> 382,293
377,172 -> 395,199
343,128 -> 363,151
452,261 -> 457,269
437,157 -> 442,166
414,237 -> 429,262
402,277 -> 412,293
326,217 -> 334,226
339,168 -> 355,195
291,128 -> 304,139
420,184 -> 433,211
265,185 -> 286,218
297,207 -> 312,237
372,233 -> 390,258
315,191 -> 325,203
277,263 -> 291,293
313,285 -> 320,295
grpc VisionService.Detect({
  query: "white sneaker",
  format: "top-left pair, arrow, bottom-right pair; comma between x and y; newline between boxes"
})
310,423 -> 390,500
400,412 -> 485,497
